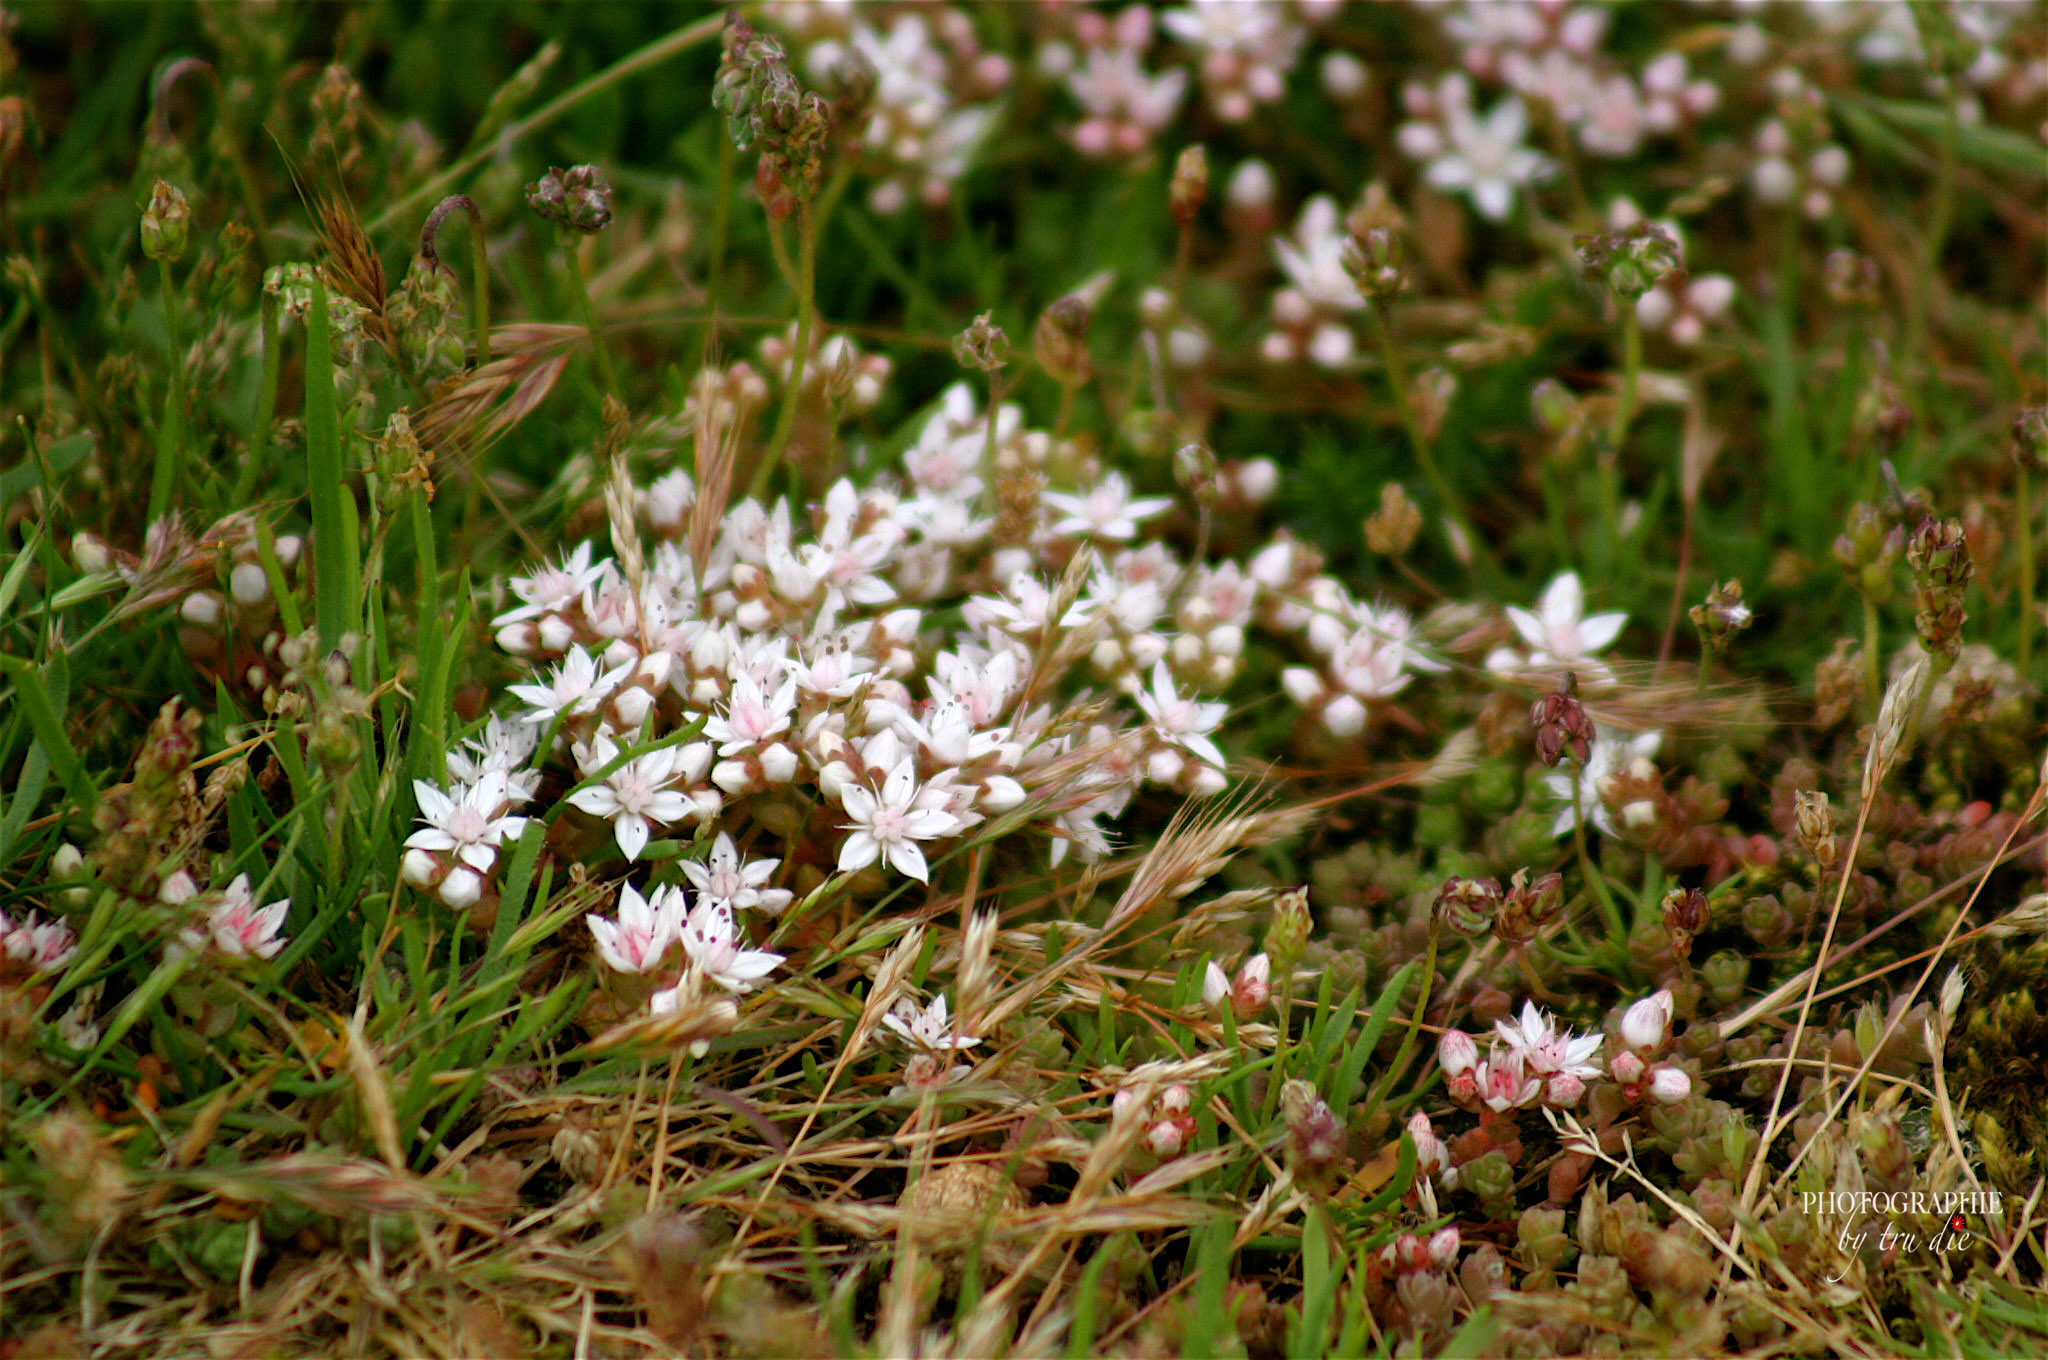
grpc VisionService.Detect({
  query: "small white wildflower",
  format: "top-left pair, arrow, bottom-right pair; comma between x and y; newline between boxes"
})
838,758 -> 963,883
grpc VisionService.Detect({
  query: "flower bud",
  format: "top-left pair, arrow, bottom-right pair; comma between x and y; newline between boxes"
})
2013,406 -> 2048,474
1688,580 -> 1753,657
1610,1049 -> 1646,1085
1340,225 -> 1406,300
1435,876 -> 1501,936
1531,674 -> 1595,768
1620,990 -> 1673,1050
1281,1079 -> 1346,1194
1496,870 -> 1563,946
1033,295 -> 1093,387
141,180 -> 190,262
1793,790 -> 1836,869
526,164 -> 613,233
952,310 -> 1009,374
1169,144 -> 1208,225
1266,885 -> 1311,980
1661,887 -> 1708,956
1364,482 -> 1421,555
1438,1028 -> 1479,1078
1576,221 -> 1681,302
1647,1064 -> 1692,1104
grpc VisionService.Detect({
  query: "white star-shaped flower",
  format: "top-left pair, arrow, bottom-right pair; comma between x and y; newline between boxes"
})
568,734 -> 699,862
406,771 -> 529,872
838,758 -> 963,883
882,994 -> 981,1052
1043,472 -> 1173,541
586,882 -> 685,975
678,833 -> 792,916
1544,726 -> 1662,837
1134,662 -> 1228,772
676,899 -> 784,994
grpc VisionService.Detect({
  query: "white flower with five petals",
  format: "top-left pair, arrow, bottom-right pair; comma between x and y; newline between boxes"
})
838,758 -> 963,883
679,833 -> 792,916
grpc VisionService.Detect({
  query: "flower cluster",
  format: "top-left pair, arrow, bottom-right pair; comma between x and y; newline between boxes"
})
1433,990 -> 1695,1168
0,910 -> 78,979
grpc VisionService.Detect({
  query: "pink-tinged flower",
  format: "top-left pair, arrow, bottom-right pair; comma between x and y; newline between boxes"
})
1476,1045 -> 1541,1112
1136,662 -> 1230,773
893,1050 -> 973,1097
406,772 -> 528,873
183,874 -> 291,961
1609,1049 -> 1647,1085
676,900 -> 783,994
586,882 -> 684,974
1420,90 -> 1551,221
493,541 -> 608,625
2,910 -> 79,973
1438,1029 -> 1479,1078
507,646 -> 627,725
1620,989 -> 1674,1050
678,832 -> 791,916
837,758 -> 962,883
703,671 -> 799,753
567,733 -> 697,862
1647,1064 -> 1692,1104
1546,1071 -> 1587,1108
882,994 -> 981,1052
1407,1111 -> 1449,1178
1043,472 -> 1173,541
1487,571 -> 1627,676
1495,1000 -> 1604,1083
1428,1226 -> 1461,1269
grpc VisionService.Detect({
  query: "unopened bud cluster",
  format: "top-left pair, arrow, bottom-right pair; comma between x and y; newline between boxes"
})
525,164 -> 614,234
1576,222 -> 1682,302
1905,516 -> 1973,662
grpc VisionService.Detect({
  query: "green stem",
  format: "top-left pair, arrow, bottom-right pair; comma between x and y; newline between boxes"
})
1601,305 -> 1642,574
230,293 -> 281,509
146,258 -> 185,525
1372,299 -> 1479,574
566,235 -> 620,401
2017,468 -> 2034,682
368,13 -> 726,235
750,198 -> 818,501
1569,756 -> 1622,942
1905,77 -> 1959,380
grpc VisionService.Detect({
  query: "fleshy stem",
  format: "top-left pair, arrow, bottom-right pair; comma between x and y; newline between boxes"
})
145,257 -> 186,525
1568,755 -> 1623,942
566,233 -> 619,401
750,196 -> 818,500
422,195 -> 491,367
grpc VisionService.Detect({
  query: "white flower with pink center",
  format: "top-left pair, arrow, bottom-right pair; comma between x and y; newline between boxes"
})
586,882 -> 685,975
568,734 -> 696,862
675,899 -> 783,994
704,671 -> 799,754
406,771 -> 529,873
838,758 -> 963,883
679,833 -> 792,917
1135,662 -> 1228,773
1043,472 -> 1173,542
